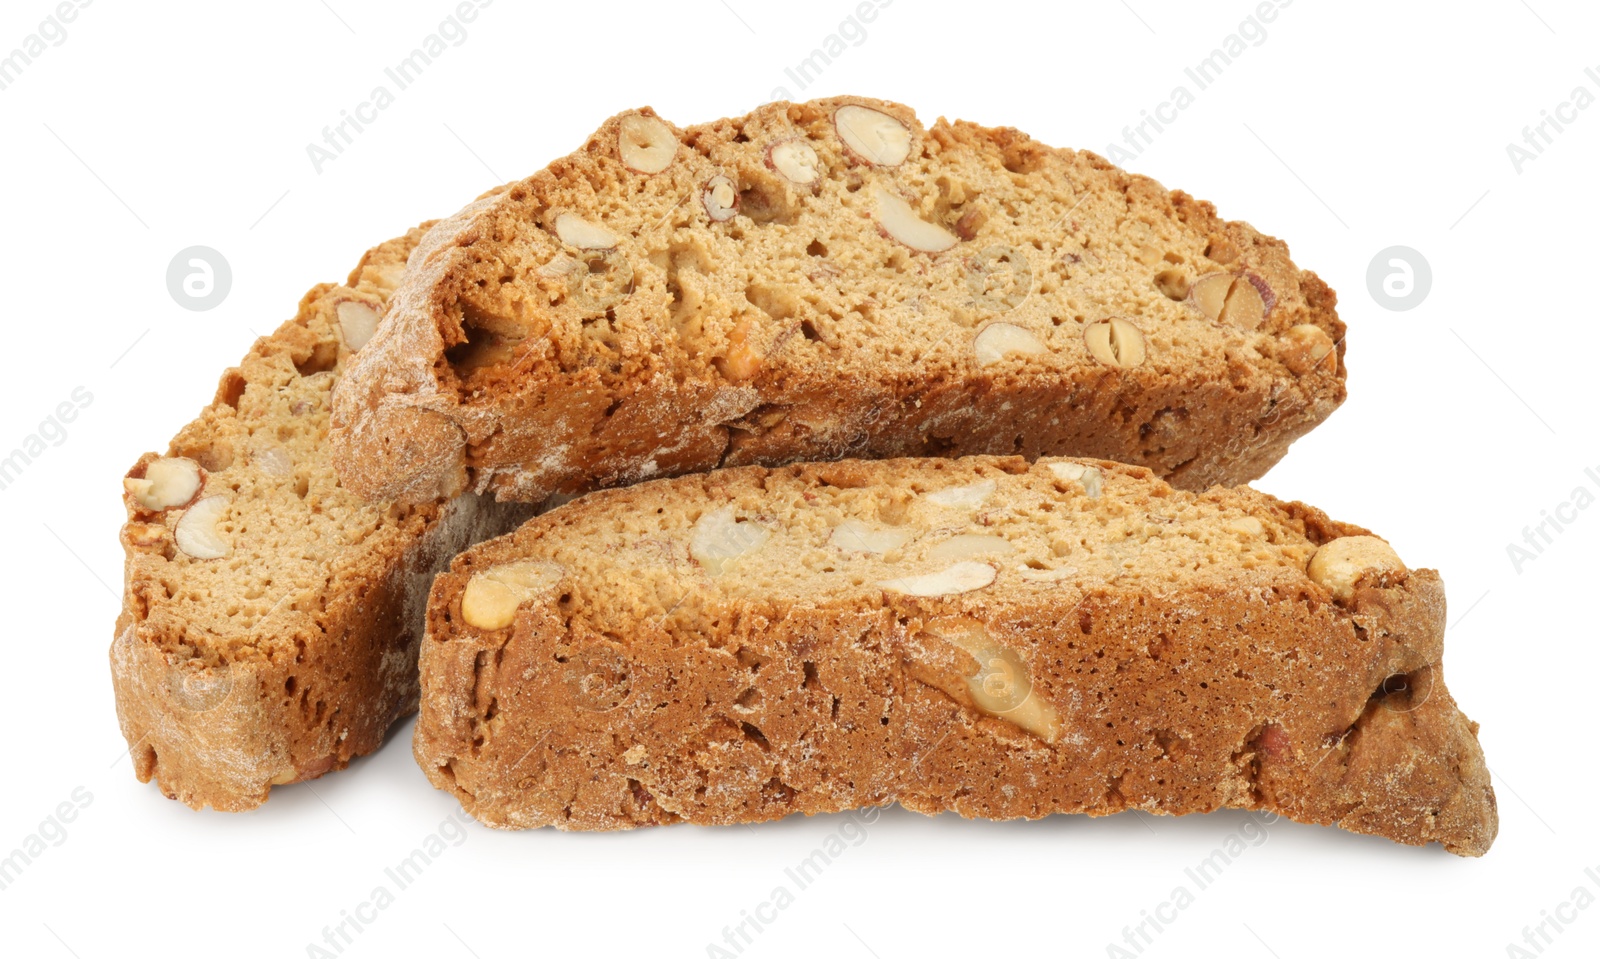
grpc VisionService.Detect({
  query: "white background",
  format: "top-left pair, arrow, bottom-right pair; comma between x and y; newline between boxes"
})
0,0 -> 1594,956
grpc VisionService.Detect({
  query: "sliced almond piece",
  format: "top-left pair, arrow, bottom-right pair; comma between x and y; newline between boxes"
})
1083,318 -> 1146,369
834,105 -> 912,166
924,479 -> 996,509
829,518 -> 913,555
617,114 -> 677,174
124,457 -> 203,511
872,186 -> 958,253
690,506 -> 770,577
554,213 -> 618,250
878,561 -> 996,597
1048,462 -> 1103,499
942,628 -> 1061,741
768,138 -> 821,185
702,175 -> 739,222
461,561 -> 564,630
336,300 -> 380,352
928,533 -> 1015,562
973,323 -> 1048,367
175,495 -> 232,560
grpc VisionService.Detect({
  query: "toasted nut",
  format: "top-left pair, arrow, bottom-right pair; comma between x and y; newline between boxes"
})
878,561 -> 995,597
833,105 -> 911,166
554,213 -> 618,250
175,495 -> 232,560
461,561 -> 564,630
928,533 -> 1015,562
872,186 -> 957,253
1154,268 -> 1190,300
1280,324 -> 1335,375
252,446 -> 293,477
690,506 -> 770,577
767,138 -> 821,185
925,479 -> 996,509
829,518 -> 913,555
617,114 -> 677,173
1227,516 -> 1265,536
1190,272 -> 1269,329
1048,462 -> 1103,499
1083,318 -> 1146,369
716,319 -> 763,381
1307,535 -> 1405,600
336,300 -> 380,352
702,175 -> 739,222
973,323 -> 1048,367
942,626 -> 1060,741
124,457 -> 203,511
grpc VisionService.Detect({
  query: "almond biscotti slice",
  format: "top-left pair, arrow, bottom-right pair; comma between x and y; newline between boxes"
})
330,96 -> 1345,506
416,456 -> 1496,856
111,226 -> 530,811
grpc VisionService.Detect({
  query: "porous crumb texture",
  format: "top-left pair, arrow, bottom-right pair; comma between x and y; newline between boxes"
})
111,225 -> 531,811
331,95 -> 1346,506
417,456 -> 1495,856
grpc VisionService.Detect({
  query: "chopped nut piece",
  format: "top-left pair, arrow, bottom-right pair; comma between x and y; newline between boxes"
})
973,323 -> 1048,367
925,479 -> 996,509
461,561 -> 564,630
938,625 -> 1061,741
554,213 -> 618,250
872,186 -> 958,253
767,138 -> 821,184
878,561 -> 996,597
717,319 -> 763,381
690,506 -> 770,577
833,105 -> 912,166
1280,324 -> 1335,375
1048,462 -> 1103,499
1307,536 -> 1405,600
1190,272 -> 1269,329
1083,317 -> 1146,368
336,300 -> 380,352
829,518 -> 912,555
928,533 -> 1015,562
124,457 -> 203,512
175,495 -> 232,560
702,175 -> 739,222
617,114 -> 677,173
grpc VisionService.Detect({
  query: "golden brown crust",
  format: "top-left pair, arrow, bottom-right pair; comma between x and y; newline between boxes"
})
414,456 -> 1494,856
110,228 -> 532,811
331,96 -> 1346,505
